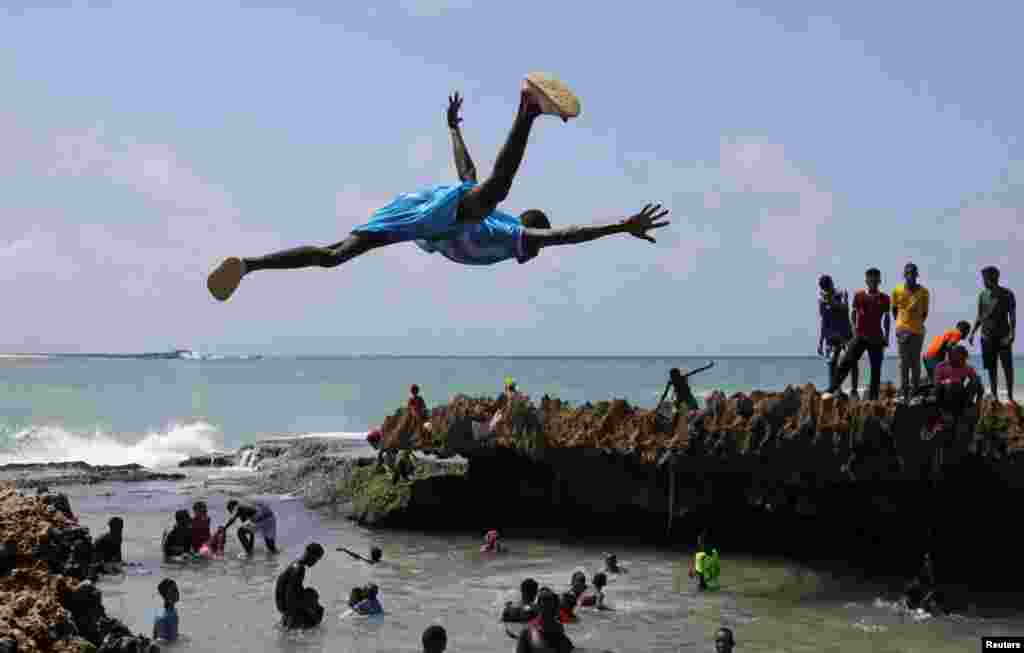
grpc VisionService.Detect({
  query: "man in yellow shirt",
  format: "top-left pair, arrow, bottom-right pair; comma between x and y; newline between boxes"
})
892,262 -> 930,402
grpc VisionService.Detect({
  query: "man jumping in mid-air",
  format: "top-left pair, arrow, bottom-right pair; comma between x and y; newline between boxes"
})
207,73 -> 670,301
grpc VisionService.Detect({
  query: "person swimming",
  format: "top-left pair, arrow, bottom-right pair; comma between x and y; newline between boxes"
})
514,588 -> 574,653
579,572 -> 610,610
604,553 -> 627,574
568,571 -> 587,602
338,545 -> 383,565
502,577 -> 539,623
481,529 -> 506,553
558,591 -> 578,623
352,583 -> 383,615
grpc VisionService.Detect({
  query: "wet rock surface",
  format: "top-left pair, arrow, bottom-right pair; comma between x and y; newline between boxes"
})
0,484 -> 157,653
176,453 -> 235,467
0,463 -> 185,490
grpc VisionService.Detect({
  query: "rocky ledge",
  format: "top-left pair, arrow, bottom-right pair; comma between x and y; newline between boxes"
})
0,483 -> 157,652
0,463 -> 186,490
358,386 -> 1024,591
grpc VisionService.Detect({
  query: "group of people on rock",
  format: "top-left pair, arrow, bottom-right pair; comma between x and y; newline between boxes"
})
818,264 -> 1015,405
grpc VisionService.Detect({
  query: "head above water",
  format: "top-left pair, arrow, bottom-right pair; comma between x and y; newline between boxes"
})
536,587 -> 558,619
592,572 -> 608,589
303,542 -> 325,565
370,546 -> 382,562
570,571 -> 587,593
422,625 -> 447,653
157,578 -> 179,604
521,577 -> 539,603
715,627 -> 735,653
109,516 -> 124,533
226,499 -> 239,514
410,384 -> 420,396
982,265 -> 1000,288
365,583 -> 379,599
193,501 -> 207,514
174,509 -> 191,525
560,591 -> 577,611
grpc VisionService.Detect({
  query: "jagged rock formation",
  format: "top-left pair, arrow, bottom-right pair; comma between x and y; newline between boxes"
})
0,463 -> 185,490
368,387 -> 1024,591
0,484 -> 157,653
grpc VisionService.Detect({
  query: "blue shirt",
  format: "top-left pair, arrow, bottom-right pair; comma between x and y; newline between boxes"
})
353,597 -> 383,615
153,606 -> 179,641
416,209 -> 528,266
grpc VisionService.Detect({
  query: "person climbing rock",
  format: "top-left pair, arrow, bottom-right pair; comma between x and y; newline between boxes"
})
207,76 -> 669,303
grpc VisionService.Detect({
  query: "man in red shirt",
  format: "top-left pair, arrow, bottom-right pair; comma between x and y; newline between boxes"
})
825,267 -> 891,400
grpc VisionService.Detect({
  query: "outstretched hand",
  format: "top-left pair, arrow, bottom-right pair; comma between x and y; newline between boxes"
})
447,92 -> 464,129
622,204 -> 670,243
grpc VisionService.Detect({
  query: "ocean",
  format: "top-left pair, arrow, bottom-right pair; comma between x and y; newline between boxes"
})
3,354 -> 1020,466
4,355 -> 1024,652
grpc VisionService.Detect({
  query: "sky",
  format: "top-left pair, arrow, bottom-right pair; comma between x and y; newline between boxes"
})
1,1 -> 1022,356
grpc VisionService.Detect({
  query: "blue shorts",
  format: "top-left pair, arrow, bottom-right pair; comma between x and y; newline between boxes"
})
351,182 -> 475,244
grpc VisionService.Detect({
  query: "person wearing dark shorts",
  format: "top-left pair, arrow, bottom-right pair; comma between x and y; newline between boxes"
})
969,266 -> 1016,402
825,268 -> 890,400
206,76 -> 670,303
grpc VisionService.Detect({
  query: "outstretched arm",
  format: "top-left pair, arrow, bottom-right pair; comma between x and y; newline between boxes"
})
447,92 -> 477,184
522,204 -> 670,250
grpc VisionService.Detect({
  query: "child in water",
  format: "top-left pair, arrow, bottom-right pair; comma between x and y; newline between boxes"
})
579,572 -> 610,610
199,526 -> 227,559
558,591 -> 578,623
152,578 -> 180,643
480,529 -> 506,553
191,501 -> 211,553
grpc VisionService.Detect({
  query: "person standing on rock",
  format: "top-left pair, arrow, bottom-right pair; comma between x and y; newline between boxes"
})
968,266 -> 1016,403
409,385 -> 428,421
275,542 -> 325,628
225,499 -> 278,555
824,268 -> 890,400
206,76 -> 670,304
892,262 -> 930,403
818,274 -> 859,397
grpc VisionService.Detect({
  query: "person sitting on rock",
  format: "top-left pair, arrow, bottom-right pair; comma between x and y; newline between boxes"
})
922,321 -> 971,384
502,577 -> 539,622
422,624 -> 448,653
152,578 -> 180,643
579,572 -> 611,610
515,588 -> 574,653
93,516 -> 125,573
931,345 -> 984,433
352,583 -> 383,615
162,509 -> 194,558
275,542 -> 325,628
481,529 -> 506,553
604,553 -> 628,574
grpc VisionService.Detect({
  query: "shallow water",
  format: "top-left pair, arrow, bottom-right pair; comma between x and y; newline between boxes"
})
64,475 -> 1024,653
